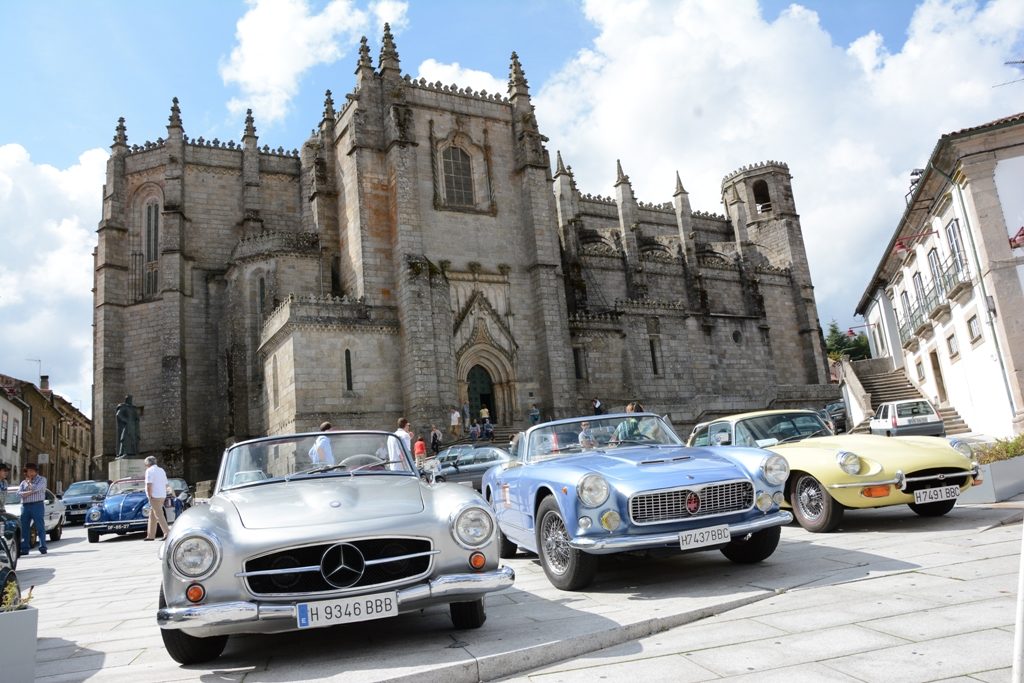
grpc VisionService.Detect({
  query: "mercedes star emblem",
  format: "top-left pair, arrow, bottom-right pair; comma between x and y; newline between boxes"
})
320,542 -> 366,588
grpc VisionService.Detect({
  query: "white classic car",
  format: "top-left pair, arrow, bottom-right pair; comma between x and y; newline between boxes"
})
156,430 -> 515,665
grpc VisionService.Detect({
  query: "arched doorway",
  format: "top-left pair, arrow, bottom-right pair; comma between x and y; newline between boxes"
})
467,365 -> 494,424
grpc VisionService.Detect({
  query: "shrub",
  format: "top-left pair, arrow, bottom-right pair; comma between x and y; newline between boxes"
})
973,434 -> 1024,465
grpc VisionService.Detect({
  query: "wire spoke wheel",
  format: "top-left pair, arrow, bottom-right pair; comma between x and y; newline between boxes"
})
796,476 -> 825,520
541,511 -> 571,574
791,473 -> 843,532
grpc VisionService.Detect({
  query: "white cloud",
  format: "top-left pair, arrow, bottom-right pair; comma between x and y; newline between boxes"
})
534,0 -> 1024,327
416,58 -> 506,96
220,0 -> 409,125
371,0 -> 409,33
0,144 -> 106,415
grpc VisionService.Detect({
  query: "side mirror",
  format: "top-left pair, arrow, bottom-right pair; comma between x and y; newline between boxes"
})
714,432 -> 732,446
56,494 -> 63,500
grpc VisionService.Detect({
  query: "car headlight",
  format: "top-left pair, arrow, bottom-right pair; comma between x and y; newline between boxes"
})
949,439 -> 973,459
171,534 -> 220,578
837,450 -> 861,475
578,474 -> 610,507
452,506 -> 494,548
760,454 -> 789,485
87,508 -> 102,522
142,503 -> 152,516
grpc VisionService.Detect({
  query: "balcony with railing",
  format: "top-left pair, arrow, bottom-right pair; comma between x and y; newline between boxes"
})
940,255 -> 973,302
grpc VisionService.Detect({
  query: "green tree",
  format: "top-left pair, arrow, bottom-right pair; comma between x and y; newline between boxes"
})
825,320 -> 871,361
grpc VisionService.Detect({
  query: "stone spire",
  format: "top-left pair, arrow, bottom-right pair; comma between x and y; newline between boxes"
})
508,51 -> 530,99
323,89 -> 335,121
358,35 -> 372,68
167,97 -> 182,130
379,23 -> 401,76
243,108 -> 257,139
674,170 -> 687,196
614,159 -> 630,187
554,150 -> 569,177
112,117 -> 127,150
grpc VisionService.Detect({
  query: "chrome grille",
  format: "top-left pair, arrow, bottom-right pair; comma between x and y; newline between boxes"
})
243,537 -> 434,597
630,481 -> 753,525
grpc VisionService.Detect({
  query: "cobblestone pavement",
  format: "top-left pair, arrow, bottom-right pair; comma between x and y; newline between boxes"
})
16,499 -> 1023,683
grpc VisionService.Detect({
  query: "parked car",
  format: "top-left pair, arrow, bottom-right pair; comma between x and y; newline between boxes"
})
156,429 -> 515,665
85,478 -> 184,543
869,399 -> 945,437
0,531 -> 17,605
687,409 -> 979,532
3,489 -> 65,549
823,401 -> 848,432
61,480 -> 111,525
480,413 -> 792,591
0,510 -> 22,568
430,446 -> 512,491
168,478 -> 193,509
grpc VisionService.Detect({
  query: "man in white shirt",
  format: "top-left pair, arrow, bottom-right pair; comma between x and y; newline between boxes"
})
309,421 -> 335,465
387,417 -> 413,463
143,455 -> 170,541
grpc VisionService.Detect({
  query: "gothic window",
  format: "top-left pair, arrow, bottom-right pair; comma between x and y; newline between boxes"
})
344,349 -> 353,391
143,200 -> 160,297
572,347 -> 588,380
257,277 -> 266,320
752,179 -> 772,214
649,338 -> 661,375
442,146 -> 474,206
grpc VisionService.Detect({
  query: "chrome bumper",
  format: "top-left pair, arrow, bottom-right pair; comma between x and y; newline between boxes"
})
568,510 -> 793,553
157,566 -> 515,630
828,464 -> 979,491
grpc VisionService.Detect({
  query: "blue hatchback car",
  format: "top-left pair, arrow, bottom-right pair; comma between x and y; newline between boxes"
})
481,413 -> 792,590
85,477 -> 183,543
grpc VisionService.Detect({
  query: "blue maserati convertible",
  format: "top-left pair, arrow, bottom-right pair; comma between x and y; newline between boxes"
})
85,477 -> 183,543
480,413 -> 793,590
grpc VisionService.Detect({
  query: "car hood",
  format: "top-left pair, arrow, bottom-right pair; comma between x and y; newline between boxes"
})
64,494 -> 101,506
551,446 -> 748,487
103,492 -> 147,517
772,434 -> 969,468
222,475 -> 426,530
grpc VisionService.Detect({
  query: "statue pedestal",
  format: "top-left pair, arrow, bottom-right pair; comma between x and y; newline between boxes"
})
109,458 -> 146,481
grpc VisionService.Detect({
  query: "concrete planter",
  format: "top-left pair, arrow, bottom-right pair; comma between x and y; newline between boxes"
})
0,605 -> 38,682
958,454 -> 1024,504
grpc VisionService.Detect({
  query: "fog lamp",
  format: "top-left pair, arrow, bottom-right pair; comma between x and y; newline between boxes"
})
755,492 -> 774,511
600,510 -> 621,531
772,491 -> 785,505
185,583 -> 206,603
468,552 -> 486,570
578,517 -> 593,530
861,485 -> 890,498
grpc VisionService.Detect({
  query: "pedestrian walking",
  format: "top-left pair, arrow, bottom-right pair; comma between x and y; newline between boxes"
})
449,407 -> 461,438
592,397 -> 605,415
482,419 -> 494,442
143,455 -> 171,541
413,436 -> 427,466
309,421 -> 335,465
469,420 -> 481,442
480,404 -> 491,422
388,417 -> 413,462
430,424 -> 443,455
18,462 -> 47,554
529,403 -> 541,426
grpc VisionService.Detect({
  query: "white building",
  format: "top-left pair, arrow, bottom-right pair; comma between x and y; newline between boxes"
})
854,113 -> 1024,438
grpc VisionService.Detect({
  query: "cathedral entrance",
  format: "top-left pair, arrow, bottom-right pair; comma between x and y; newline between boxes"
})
467,365 -> 494,424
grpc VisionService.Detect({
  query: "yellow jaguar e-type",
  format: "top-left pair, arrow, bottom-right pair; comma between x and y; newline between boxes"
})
686,409 -> 980,532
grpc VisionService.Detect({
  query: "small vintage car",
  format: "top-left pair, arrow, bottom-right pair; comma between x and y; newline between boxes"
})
62,480 -> 111,525
430,446 -> 512,491
687,409 -> 980,532
156,430 -> 515,665
481,413 -> 792,590
85,478 -> 183,543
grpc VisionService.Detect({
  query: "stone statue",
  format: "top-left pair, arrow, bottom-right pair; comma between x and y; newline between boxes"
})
115,395 -> 140,459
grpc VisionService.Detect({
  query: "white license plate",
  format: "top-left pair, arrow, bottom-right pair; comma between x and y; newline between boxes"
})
909,416 -> 928,424
112,523 -> 133,531
296,592 -> 398,629
914,485 -> 960,504
679,525 -> 731,550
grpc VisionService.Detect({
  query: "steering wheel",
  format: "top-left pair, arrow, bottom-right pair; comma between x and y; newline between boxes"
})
339,454 -> 386,469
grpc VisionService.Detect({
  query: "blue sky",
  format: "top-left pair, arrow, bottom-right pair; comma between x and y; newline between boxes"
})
1,0 -> 1022,416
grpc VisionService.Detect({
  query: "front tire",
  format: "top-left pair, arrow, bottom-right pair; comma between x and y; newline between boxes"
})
449,598 -> 486,629
908,497 -> 957,517
87,528 -> 100,543
159,588 -> 228,664
791,474 -> 844,533
49,518 -> 63,541
535,496 -> 598,590
721,525 -> 781,563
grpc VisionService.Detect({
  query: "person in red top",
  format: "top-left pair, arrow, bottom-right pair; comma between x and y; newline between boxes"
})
413,435 -> 427,466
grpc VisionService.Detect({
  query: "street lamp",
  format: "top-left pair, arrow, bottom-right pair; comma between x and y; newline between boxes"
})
892,230 -> 939,257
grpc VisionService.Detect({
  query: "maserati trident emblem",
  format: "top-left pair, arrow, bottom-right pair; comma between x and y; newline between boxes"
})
685,491 -> 701,515
320,543 -> 366,588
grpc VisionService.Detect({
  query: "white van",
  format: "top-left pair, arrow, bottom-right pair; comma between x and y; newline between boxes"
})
869,399 -> 945,437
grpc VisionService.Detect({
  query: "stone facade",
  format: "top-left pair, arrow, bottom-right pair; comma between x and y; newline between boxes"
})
93,28 -> 832,481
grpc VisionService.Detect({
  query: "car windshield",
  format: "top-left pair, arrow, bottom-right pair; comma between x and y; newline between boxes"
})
3,491 -> 20,506
527,414 -> 682,461
168,478 -> 187,492
220,432 -> 415,490
734,412 -> 830,446
108,480 -> 145,495
896,401 -> 935,417
64,482 -> 108,497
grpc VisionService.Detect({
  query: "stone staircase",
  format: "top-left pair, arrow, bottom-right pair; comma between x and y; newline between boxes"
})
848,368 -> 971,435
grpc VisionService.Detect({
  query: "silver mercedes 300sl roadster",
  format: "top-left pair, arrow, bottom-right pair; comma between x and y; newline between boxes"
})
156,430 -> 515,664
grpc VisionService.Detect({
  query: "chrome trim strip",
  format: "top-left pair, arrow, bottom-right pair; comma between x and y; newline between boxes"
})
235,565 -> 321,578
827,466 -> 977,491
568,510 -> 793,552
157,566 -> 516,630
364,549 -> 439,566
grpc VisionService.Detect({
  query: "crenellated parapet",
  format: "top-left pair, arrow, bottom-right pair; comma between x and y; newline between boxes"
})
230,231 -> 320,264
721,160 -> 790,185
402,74 -> 511,103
